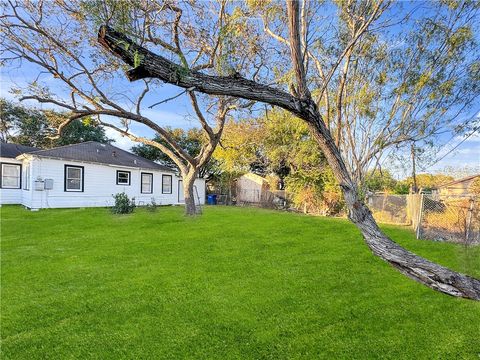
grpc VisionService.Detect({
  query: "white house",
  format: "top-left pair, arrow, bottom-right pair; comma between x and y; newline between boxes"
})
0,141 -> 205,210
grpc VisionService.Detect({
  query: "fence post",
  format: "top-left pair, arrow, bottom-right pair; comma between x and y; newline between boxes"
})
465,197 -> 475,246
416,193 -> 424,239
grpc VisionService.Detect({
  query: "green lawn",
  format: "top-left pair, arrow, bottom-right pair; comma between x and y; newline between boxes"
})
1,205 -> 479,359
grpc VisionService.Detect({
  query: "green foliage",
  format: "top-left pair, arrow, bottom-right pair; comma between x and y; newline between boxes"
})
131,128 -> 219,179
213,118 -> 264,173
393,182 -> 411,195
54,118 -> 112,147
405,173 -> 455,192
0,98 -> 53,147
1,205 -> 479,358
80,0 -> 138,34
0,99 -> 111,148
111,192 -> 136,214
131,128 -> 205,165
365,170 -> 397,193
133,50 -> 142,68
214,110 -> 344,214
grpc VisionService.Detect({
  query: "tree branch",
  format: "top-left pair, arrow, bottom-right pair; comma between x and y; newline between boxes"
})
98,26 -> 305,117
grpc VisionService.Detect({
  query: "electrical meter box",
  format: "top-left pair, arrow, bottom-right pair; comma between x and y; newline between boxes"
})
34,179 -> 44,191
44,179 -> 54,190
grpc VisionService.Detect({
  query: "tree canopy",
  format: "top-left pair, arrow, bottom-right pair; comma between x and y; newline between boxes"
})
0,99 -> 111,148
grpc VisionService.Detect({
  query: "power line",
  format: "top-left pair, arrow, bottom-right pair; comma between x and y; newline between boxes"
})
420,126 -> 479,171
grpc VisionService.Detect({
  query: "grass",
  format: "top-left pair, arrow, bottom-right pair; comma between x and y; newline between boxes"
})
1,205 -> 479,359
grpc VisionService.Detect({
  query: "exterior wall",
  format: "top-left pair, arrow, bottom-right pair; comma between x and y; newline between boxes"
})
0,157 -> 23,204
438,176 -> 479,197
21,159 -> 34,208
236,173 -> 268,204
25,157 -> 205,209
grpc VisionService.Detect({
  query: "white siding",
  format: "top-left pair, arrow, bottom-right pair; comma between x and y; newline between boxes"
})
0,157 -> 23,204
26,157 -> 205,209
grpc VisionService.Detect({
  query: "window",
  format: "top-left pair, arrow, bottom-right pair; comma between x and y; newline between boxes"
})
162,174 -> 172,194
23,164 -> 30,190
1,163 -> 21,189
64,165 -> 84,192
141,172 -> 153,194
116,170 -> 131,185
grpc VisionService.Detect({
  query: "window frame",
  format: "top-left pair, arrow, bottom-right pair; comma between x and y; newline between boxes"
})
64,164 -> 84,192
0,162 -> 22,189
141,172 -> 153,194
116,170 -> 131,185
162,174 -> 172,194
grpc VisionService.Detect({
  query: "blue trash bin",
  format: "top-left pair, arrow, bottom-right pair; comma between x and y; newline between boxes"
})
207,194 -> 217,205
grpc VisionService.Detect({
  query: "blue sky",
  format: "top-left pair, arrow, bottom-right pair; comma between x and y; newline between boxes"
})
2,55 -> 478,179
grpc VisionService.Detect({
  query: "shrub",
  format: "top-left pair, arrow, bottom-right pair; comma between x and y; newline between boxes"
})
145,198 -> 158,212
111,192 -> 135,214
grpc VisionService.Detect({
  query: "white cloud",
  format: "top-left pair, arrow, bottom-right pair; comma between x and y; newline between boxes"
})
104,128 -> 137,151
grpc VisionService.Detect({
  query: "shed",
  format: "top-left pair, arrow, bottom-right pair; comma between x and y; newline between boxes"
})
236,173 -> 270,205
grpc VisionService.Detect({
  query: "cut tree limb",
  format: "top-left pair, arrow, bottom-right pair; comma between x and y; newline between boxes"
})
98,25 -> 480,301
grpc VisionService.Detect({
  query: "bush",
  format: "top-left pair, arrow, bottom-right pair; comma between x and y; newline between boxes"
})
111,192 -> 135,214
145,198 -> 158,212
285,168 -> 345,216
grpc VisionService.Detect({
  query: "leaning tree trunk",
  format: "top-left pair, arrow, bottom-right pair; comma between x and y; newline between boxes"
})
182,170 -> 198,216
98,25 -> 480,300
302,106 -> 480,300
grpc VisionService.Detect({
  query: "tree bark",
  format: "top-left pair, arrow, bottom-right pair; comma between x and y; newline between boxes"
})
305,117 -> 480,300
98,25 -> 480,300
182,170 -> 198,216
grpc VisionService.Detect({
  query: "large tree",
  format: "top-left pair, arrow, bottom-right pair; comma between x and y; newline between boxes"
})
259,1 -> 480,189
1,0 -> 238,215
96,3 -> 479,299
2,1 -> 479,299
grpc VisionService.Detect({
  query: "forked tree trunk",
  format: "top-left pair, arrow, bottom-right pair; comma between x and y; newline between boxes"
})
98,25 -> 480,300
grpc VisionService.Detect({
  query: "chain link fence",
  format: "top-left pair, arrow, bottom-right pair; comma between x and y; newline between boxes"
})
368,193 -> 479,245
419,195 -> 479,245
367,194 -> 411,225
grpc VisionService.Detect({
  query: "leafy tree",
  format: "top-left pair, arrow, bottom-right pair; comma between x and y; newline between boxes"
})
215,110 -> 343,213
51,116 -> 112,147
0,98 -> 53,147
0,99 -> 111,148
403,174 -> 455,192
131,128 -> 220,179
213,118 -> 265,174
364,170 -> 397,193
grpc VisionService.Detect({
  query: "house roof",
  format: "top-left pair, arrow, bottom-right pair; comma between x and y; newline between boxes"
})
240,172 -> 269,185
0,142 -> 39,158
438,174 -> 480,188
24,141 -> 174,172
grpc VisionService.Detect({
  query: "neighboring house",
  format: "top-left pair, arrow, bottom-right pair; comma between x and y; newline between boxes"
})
435,174 -> 480,197
0,141 -> 205,210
